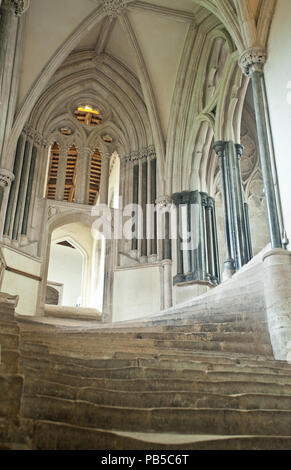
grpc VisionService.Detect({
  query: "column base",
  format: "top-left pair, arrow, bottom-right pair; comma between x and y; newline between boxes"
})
223,258 -> 236,280
263,248 -> 291,361
162,259 -> 173,310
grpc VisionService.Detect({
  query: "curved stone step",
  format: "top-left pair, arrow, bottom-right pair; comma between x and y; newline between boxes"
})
23,379 -> 291,410
19,349 -> 291,377
32,420 -> 291,450
22,396 -> 291,436
22,371 -> 291,396
21,360 -> 291,386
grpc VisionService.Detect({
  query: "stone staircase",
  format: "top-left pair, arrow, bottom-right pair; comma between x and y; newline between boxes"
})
0,294 -> 25,450
1,249 -> 291,450
14,307 -> 291,450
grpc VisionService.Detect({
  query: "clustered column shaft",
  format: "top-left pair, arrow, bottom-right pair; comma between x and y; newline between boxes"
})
239,47 -> 282,250
128,147 -> 157,258
214,141 -> 253,276
3,129 -> 39,241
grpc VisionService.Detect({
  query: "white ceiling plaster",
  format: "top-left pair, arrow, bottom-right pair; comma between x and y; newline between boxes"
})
17,0 -> 96,108
128,9 -> 189,138
106,18 -> 139,76
75,21 -> 103,50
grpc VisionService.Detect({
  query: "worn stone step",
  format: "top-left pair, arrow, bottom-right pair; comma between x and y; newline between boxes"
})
21,359 -> 291,385
19,328 -> 268,343
0,349 -> 19,374
0,322 -> 19,335
19,350 -> 291,378
19,353 -> 291,383
23,378 -> 291,410
32,420 -> 291,450
19,336 -> 273,357
0,375 -> 23,419
22,369 -> 291,396
21,396 -> 291,436
0,333 -> 19,350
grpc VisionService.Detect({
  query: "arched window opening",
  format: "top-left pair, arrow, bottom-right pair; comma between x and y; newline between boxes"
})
88,149 -> 102,205
46,142 -> 59,200
63,145 -> 78,202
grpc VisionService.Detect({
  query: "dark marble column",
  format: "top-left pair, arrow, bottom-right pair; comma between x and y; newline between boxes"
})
3,134 -> 23,236
131,163 -> 139,251
141,159 -> 147,257
239,47 -> 282,249
213,141 -> 235,277
21,145 -> 37,235
172,190 -> 220,286
172,193 -> 184,284
150,157 -> 157,255
214,140 -> 253,276
12,138 -> 32,240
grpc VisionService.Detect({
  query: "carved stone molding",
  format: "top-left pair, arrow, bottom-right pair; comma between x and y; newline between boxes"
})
238,47 -> 267,76
124,146 -> 157,163
3,0 -> 31,16
0,169 -> 15,188
23,124 -> 48,148
102,0 -> 134,18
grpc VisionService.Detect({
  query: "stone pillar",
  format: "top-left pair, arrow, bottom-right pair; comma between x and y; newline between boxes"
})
156,196 -> 173,309
205,197 -> 216,280
0,1 -> 13,75
0,0 -> 30,171
150,156 -> 157,256
172,190 -> 219,286
141,157 -> 147,258
244,202 -> 253,261
213,141 -> 235,278
74,147 -> 91,204
0,168 -> 14,237
55,146 -> 67,201
239,47 -> 282,249
263,249 -> 291,361
162,259 -> 172,310
131,161 -> 139,251
172,193 -> 184,284
20,145 -> 37,237
11,138 -> 32,241
99,152 -> 110,205
214,140 -> 252,277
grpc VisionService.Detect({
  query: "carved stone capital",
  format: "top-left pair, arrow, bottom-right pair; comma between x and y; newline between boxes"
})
206,196 -> 215,209
213,141 -> 226,158
235,143 -> 244,160
200,192 -> 208,207
0,169 -> 15,188
238,47 -> 267,76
